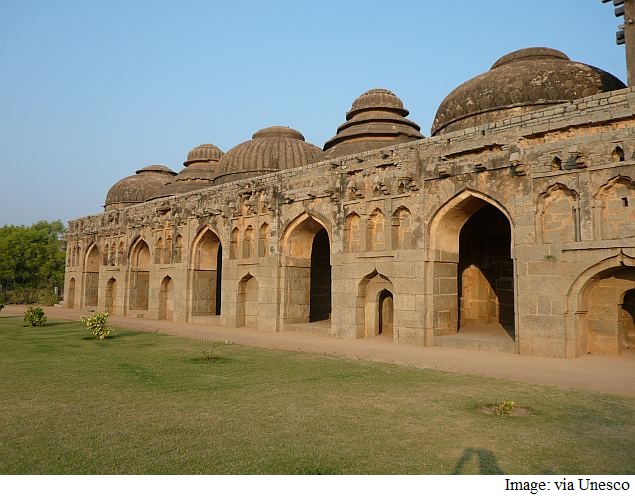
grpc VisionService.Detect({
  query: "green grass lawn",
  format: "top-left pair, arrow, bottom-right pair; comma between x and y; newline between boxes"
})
1,316 -> 634,474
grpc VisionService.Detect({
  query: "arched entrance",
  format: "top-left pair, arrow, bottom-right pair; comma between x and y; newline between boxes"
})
129,239 -> 150,311
105,278 -> 117,314
83,245 -> 100,308
191,229 -> 222,316
428,191 -> 515,342
357,271 -> 394,339
579,266 -> 635,354
159,276 -> 174,321
66,278 -> 76,309
281,214 -> 332,325
237,274 -> 259,328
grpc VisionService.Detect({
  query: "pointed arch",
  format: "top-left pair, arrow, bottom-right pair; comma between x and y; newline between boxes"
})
427,189 -> 515,339
550,155 -> 562,171
155,237 -> 164,264
594,175 -> 635,240
611,145 -> 625,163
344,212 -> 361,253
174,234 -> 183,263
566,254 -> 635,356
366,208 -> 385,251
105,277 -> 117,314
159,275 -> 174,320
258,223 -> 270,257
392,206 -> 412,250
537,183 -> 579,244
243,225 -> 254,258
280,212 -> 331,324
237,273 -> 259,328
230,227 -> 239,260
165,236 -> 173,264
191,227 -> 222,316
129,238 -> 150,311
83,244 -> 100,307
66,277 -> 76,309
357,270 -> 394,338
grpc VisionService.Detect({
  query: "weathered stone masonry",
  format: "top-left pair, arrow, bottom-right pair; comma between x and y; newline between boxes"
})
64,49 -> 635,358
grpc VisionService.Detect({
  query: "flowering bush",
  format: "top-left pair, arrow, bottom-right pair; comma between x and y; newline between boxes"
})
23,306 -> 47,327
81,311 -> 114,340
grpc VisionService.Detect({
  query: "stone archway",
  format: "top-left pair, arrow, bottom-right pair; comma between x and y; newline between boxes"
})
578,266 -> 635,355
105,278 -> 117,314
66,278 -> 76,309
159,276 -> 174,321
281,214 -> 332,325
237,274 -> 259,328
83,244 -> 100,308
191,228 -> 223,316
129,239 -> 150,312
357,271 -> 394,339
428,190 -> 515,340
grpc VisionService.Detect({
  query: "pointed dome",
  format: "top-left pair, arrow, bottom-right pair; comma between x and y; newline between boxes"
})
432,47 -> 626,135
317,89 -> 424,161
151,144 -> 224,199
214,126 -> 321,185
105,165 -> 176,211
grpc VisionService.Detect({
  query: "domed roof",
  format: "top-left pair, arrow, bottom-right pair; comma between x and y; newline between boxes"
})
432,47 -> 626,136
214,126 -> 321,185
318,89 -> 424,161
151,144 -> 224,199
184,143 -> 223,166
105,164 -> 176,211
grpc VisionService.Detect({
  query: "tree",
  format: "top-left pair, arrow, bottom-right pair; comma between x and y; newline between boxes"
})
0,220 -> 66,291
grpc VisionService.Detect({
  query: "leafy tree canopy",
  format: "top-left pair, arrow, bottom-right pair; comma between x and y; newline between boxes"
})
0,220 -> 66,290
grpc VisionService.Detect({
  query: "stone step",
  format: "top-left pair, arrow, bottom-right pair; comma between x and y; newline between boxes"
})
435,331 -> 516,353
284,320 -> 331,335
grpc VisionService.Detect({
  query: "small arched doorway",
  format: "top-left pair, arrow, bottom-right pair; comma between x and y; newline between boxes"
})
129,239 -> 151,311
378,289 -> 394,338
159,276 -> 174,321
83,245 -> 100,307
105,278 -> 117,314
66,278 -> 76,309
237,274 -> 259,328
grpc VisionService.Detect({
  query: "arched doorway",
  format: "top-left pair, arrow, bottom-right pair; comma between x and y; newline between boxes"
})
159,276 -> 174,321
357,271 -> 394,339
83,245 -> 100,307
282,214 -> 332,325
428,191 -> 515,341
66,278 -> 76,309
458,204 -> 514,335
579,266 -> 635,354
378,289 -> 394,337
192,229 -> 222,316
105,278 -> 117,314
237,274 -> 259,328
129,239 -> 150,311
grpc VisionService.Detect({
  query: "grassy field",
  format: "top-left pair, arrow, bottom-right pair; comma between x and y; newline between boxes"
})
1,316 -> 634,474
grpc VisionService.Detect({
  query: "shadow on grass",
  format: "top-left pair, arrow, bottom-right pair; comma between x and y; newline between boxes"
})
452,447 -> 505,474
187,355 -> 235,365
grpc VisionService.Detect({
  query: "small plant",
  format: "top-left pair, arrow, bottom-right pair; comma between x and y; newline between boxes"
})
495,400 -> 516,416
201,342 -> 221,363
81,311 -> 114,340
543,254 -> 556,262
23,306 -> 47,327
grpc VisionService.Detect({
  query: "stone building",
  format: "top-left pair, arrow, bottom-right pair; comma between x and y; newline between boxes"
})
64,46 -> 635,358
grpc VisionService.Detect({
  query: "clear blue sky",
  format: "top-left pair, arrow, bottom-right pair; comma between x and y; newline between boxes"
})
0,0 -> 628,227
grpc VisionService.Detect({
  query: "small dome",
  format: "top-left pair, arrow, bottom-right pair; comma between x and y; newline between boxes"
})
105,165 -> 176,211
432,47 -> 626,135
184,143 -> 223,166
214,126 -> 321,185
151,144 -> 224,199
317,88 -> 424,161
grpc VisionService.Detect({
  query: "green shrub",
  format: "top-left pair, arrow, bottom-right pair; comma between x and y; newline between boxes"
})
23,306 -> 47,327
495,400 -> 516,416
81,311 -> 114,340
0,302 -> 4,313
3,288 -> 59,305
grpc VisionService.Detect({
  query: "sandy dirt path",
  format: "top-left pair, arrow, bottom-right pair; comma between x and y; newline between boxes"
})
4,305 -> 635,397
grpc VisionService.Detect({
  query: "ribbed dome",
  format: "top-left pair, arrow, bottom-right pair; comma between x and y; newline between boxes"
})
105,165 -> 176,211
432,47 -> 626,136
317,89 -> 424,161
151,144 -> 224,199
184,143 -> 223,166
214,126 -> 321,185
